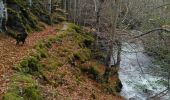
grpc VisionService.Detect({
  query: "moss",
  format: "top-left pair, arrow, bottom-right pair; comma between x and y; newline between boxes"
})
7,0 -> 43,36
68,23 -> 83,33
19,57 -> 41,74
6,0 -> 66,37
45,58 -> 63,71
34,43 -> 48,58
73,49 -> 91,62
68,23 -> 95,47
31,52 -> 42,61
7,0 -> 26,5
24,86 -> 42,100
48,37 -> 58,43
44,41 -> 52,48
74,34 -> 94,48
30,0 -> 51,24
56,31 -> 68,39
3,93 -> 23,100
20,6 -> 41,32
58,47 -> 71,53
3,73 -> 42,100
7,6 -> 39,34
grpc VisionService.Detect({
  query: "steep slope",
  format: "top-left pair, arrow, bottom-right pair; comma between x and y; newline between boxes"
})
0,0 -> 124,100
3,23 -> 124,100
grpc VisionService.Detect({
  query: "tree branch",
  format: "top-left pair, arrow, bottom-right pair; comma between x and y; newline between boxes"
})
134,28 -> 170,39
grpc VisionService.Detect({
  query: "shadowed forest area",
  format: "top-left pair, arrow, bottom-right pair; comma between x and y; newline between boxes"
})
0,0 -> 169,100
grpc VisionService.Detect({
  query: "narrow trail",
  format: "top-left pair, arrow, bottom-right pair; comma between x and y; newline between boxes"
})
0,24 -> 63,97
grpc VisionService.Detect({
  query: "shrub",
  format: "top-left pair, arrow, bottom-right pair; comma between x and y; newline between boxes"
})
20,57 -> 41,73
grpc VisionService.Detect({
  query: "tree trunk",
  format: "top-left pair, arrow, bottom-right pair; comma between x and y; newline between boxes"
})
116,40 -> 122,67
103,0 -> 121,83
94,0 -> 103,51
48,0 -> 52,14
74,0 -> 77,24
0,0 -> 7,32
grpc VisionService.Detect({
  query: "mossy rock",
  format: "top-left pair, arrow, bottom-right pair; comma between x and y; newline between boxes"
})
6,0 -> 48,36
31,4 -> 52,25
7,2 -> 41,35
7,8 -> 26,33
7,0 -> 26,6
20,6 -> 40,32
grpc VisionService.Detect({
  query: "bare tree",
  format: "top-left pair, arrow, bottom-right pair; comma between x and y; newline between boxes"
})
0,0 -> 7,32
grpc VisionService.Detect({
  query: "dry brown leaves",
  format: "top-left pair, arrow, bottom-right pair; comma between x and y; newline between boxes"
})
0,24 -> 62,98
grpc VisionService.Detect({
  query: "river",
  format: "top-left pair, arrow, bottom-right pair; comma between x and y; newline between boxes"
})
118,36 -> 170,100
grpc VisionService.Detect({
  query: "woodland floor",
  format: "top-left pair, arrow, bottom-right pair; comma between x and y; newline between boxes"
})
0,24 -> 63,98
0,23 -> 124,100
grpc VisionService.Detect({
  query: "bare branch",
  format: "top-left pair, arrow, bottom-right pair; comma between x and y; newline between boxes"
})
134,28 -> 170,39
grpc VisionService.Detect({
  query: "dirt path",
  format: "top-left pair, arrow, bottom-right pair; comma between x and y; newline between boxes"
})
0,24 -> 63,97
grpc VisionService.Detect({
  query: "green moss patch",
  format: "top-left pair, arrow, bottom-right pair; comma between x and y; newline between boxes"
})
3,73 -> 42,100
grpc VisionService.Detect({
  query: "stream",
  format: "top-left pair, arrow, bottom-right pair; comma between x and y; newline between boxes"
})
117,31 -> 170,100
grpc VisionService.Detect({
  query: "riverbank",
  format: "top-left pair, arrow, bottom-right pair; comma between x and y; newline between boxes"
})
3,23 -> 124,100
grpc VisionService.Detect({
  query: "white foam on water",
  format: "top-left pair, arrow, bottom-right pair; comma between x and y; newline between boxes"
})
116,41 -> 169,100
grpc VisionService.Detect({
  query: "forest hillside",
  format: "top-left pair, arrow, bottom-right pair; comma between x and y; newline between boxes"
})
0,0 -> 123,100
0,0 -> 170,100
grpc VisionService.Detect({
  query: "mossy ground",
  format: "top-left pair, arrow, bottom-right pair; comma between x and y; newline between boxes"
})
3,74 -> 42,100
4,23 -> 123,100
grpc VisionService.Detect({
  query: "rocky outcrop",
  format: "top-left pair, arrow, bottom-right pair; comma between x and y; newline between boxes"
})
6,0 -> 66,37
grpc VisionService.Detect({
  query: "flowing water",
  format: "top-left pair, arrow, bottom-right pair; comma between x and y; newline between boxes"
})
118,32 -> 170,100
